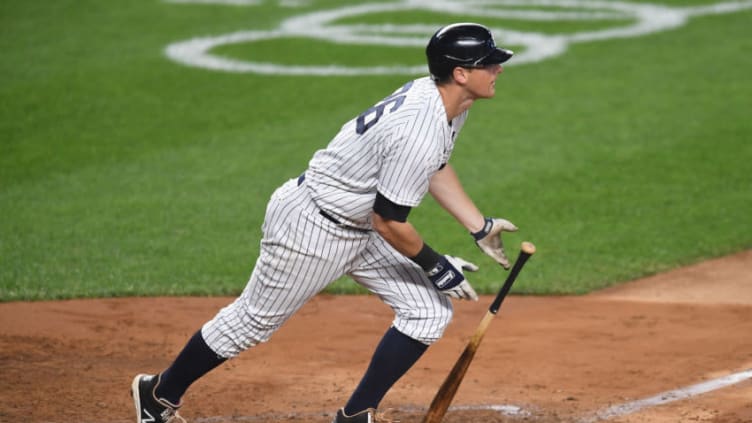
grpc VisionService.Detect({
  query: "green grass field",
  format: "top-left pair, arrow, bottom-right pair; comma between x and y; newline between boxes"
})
2,0 -> 750,301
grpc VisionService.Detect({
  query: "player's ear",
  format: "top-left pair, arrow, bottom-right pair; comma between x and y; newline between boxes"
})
452,66 -> 469,85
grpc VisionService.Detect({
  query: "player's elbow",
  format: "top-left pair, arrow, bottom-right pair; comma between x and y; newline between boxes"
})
372,212 -> 406,243
371,212 -> 392,237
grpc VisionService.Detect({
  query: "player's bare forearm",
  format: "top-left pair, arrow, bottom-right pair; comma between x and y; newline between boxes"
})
429,164 -> 485,233
372,212 -> 425,258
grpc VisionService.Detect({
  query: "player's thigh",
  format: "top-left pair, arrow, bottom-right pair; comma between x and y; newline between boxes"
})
349,235 -> 453,344
203,181 -> 368,355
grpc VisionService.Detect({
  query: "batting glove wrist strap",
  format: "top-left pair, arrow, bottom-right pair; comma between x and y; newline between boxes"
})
426,255 -> 479,301
471,217 -> 494,241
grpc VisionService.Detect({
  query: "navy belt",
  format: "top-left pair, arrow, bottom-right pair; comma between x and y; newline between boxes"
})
297,173 -> 369,232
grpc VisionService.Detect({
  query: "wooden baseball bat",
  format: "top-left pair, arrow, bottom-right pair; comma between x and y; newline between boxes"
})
421,241 -> 536,423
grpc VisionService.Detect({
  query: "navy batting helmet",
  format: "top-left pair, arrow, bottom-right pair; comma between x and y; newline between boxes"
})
426,23 -> 513,82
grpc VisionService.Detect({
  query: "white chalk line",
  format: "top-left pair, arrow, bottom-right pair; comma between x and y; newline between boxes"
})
580,368 -> 752,422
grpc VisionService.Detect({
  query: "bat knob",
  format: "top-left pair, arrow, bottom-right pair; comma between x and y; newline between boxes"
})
521,241 -> 536,255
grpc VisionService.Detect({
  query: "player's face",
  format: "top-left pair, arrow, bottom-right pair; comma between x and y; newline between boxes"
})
465,64 -> 504,99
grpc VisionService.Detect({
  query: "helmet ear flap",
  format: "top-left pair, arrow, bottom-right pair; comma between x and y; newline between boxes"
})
427,60 -> 453,82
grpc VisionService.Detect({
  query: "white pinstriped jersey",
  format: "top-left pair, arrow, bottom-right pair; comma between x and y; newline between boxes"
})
202,77 -> 468,354
306,76 -> 468,228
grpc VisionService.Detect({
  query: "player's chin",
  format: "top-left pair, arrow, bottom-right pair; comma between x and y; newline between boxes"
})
471,85 -> 496,99
486,82 -> 498,97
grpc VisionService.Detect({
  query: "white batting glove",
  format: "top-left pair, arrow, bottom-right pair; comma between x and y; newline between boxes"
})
426,255 -> 479,301
472,217 -> 518,269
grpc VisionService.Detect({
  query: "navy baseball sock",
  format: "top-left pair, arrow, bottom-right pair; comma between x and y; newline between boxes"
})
344,326 -> 428,414
154,330 -> 226,405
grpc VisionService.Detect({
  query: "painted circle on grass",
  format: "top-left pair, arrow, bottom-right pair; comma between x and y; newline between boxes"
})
164,0 -> 752,75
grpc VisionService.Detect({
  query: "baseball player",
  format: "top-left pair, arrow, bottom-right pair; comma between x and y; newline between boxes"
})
131,22 -> 517,423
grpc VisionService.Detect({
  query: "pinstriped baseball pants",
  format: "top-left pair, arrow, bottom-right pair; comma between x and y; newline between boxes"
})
201,177 -> 453,358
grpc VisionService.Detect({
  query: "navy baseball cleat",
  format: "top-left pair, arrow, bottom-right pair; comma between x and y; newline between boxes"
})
131,374 -> 186,423
332,407 -> 397,423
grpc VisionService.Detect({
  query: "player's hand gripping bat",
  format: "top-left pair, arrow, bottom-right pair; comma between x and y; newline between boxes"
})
421,241 -> 536,423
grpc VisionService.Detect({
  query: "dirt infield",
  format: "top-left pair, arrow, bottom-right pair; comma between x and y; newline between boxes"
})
1,251 -> 751,423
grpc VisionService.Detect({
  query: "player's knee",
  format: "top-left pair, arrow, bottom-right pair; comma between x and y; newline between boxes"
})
393,302 -> 454,345
201,304 -> 278,357
201,319 -> 264,358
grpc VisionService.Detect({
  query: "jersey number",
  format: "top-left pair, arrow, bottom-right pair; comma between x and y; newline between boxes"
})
355,81 -> 414,135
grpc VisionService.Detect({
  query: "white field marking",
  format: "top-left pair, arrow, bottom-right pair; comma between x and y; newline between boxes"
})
449,403 -> 530,416
279,0 -> 311,7
580,369 -> 752,422
683,0 -> 752,16
164,0 -> 752,76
